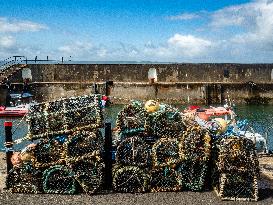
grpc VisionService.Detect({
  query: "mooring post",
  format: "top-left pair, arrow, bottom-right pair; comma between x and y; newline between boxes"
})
105,81 -> 113,96
4,121 -> 13,174
104,122 -> 112,190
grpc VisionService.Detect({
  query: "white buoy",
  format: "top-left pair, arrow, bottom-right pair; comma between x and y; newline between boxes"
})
148,68 -> 157,83
22,67 -> 32,81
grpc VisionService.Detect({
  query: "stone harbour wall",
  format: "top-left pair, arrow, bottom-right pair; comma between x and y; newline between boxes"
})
2,63 -> 273,104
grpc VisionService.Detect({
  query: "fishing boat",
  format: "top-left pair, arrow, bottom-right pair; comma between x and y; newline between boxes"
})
0,92 -> 32,117
0,104 -> 29,117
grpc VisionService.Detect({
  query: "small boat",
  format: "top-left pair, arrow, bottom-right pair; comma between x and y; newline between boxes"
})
0,104 -> 29,117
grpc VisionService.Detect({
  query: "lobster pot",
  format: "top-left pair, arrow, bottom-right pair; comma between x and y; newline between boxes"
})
116,136 -> 151,167
64,130 -> 103,160
212,136 -> 259,201
214,173 -> 258,201
150,105 -> 185,138
177,160 -> 208,191
64,95 -> 103,130
26,95 -> 103,140
47,100 -> 65,133
112,166 -> 150,193
216,137 -> 259,173
67,158 -> 104,194
6,163 -> 42,193
33,135 -> 67,168
152,138 -> 181,168
116,101 -> 148,134
180,124 -> 211,162
28,103 -> 47,136
150,167 -> 182,192
43,165 -> 77,194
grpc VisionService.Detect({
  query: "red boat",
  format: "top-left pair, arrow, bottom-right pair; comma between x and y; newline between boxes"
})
0,105 -> 29,117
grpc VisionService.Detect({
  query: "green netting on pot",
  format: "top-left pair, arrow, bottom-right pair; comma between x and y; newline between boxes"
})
67,157 -> 104,194
33,135 -> 68,168
64,130 -> 103,162
43,165 -> 77,194
214,173 -> 258,201
150,167 -> 182,192
152,138 -> 182,168
117,129 -> 148,142
27,103 -> 47,136
216,136 -> 259,174
46,99 -> 65,132
176,160 -> 208,191
116,136 -> 151,167
116,101 -> 148,134
28,115 -> 47,136
6,163 -> 42,193
112,166 -> 150,193
149,104 -> 185,138
180,124 -> 211,162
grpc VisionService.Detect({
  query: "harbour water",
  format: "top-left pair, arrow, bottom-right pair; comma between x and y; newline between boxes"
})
0,104 -> 273,152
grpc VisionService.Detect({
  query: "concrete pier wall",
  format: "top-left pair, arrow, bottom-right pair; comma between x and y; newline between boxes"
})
2,63 -> 273,104
25,63 -> 273,83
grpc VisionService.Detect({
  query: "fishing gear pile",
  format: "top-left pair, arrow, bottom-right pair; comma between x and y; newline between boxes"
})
113,100 -> 211,193
6,94 -> 105,194
212,136 -> 259,201
178,123 -> 211,191
113,101 -> 151,193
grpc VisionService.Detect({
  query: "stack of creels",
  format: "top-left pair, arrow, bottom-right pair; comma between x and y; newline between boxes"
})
42,129 -> 104,194
115,101 -> 148,140
213,136 -> 259,201
151,138 -> 183,192
6,163 -> 43,194
178,124 -> 211,191
149,104 -> 185,138
113,135 -> 151,193
27,94 -> 103,140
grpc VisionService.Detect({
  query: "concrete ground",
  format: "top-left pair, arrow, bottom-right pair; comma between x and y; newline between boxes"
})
0,153 -> 272,205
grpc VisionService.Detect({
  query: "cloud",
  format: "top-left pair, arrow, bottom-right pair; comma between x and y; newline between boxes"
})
168,13 -> 200,20
58,41 -> 93,55
0,35 -> 15,48
0,17 -> 47,33
142,34 -> 214,62
168,34 -> 213,56
165,0 -> 273,61
214,0 -> 273,50
58,41 -> 111,60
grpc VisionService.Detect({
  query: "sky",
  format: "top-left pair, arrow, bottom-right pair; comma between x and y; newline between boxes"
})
0,0 -> 273,63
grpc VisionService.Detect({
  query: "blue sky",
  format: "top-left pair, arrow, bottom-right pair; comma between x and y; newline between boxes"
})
0,0 -> 273,62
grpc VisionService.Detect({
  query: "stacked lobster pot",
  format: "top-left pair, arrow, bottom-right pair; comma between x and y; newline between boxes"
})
6,94 -> 105,194
113,101 -> 151,192
113,100 -> 211,193
212,136 -> 259,201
